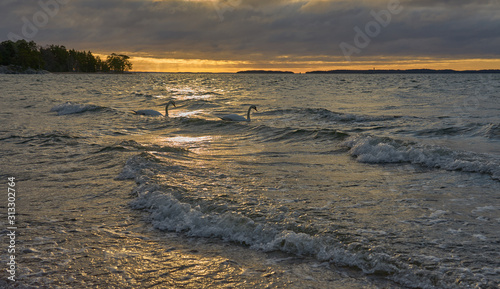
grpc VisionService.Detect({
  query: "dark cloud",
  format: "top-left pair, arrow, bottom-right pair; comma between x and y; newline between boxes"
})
1,0 -> 499,63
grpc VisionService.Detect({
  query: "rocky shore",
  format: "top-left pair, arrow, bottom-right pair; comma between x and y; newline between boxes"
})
0,65 -> 50,74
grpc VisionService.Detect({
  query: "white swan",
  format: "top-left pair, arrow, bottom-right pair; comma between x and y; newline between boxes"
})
133,100 -> 176,117
220,105 -> 257,122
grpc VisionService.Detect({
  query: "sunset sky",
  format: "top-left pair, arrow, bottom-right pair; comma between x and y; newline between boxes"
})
2,0 -> 500,73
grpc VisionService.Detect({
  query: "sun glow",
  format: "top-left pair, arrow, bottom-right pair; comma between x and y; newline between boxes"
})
128,55 -> 500,73
130,56 -> 251,73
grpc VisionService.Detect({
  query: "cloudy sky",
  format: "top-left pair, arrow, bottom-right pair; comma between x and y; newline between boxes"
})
2,0 -> 500,72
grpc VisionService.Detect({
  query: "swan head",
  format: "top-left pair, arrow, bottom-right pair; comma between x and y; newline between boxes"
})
245,105 -> 257,121
163,100 -> 176,117
165,100 -> 176,108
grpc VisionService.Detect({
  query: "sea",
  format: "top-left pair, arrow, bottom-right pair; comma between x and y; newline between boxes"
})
0,73 -> 499,288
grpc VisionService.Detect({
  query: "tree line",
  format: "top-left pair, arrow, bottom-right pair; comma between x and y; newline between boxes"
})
0,40 -> 132,73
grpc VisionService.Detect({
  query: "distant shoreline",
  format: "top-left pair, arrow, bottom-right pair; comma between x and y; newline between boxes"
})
305,69 -> 500,74
236,69 -> 500,74
236,70 -> 294,74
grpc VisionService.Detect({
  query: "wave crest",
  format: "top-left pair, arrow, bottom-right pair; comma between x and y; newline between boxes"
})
342,135 -> 500,180
50,102 -> 103,115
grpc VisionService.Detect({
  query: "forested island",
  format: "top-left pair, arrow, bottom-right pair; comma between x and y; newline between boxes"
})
236,69 -> 500,74
237,70 -> 294,74
0,40 -> 132,74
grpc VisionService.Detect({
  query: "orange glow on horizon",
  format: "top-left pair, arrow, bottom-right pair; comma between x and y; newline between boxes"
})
125,55 -> 500,73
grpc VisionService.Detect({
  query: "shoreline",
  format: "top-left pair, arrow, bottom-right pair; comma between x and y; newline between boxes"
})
0,65 -> 135,75
0,65 -> 50,75
305,69 -> 500,74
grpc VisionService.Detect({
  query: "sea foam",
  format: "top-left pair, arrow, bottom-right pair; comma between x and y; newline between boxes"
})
50,102 -> 102,115
342,135 -> 500,180
119,154 -> 428,285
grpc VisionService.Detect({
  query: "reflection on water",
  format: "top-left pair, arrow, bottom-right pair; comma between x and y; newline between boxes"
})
159,135 -> 214,153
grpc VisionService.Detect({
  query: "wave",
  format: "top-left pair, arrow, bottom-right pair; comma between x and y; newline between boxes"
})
130,190 -> 404,273
413,122 -> 500,140
254,126 -> 350,143
342,135 -> 500,180
118,154 -> 454,288
50,102 -> 104,115
168,116 -> 352,144
261,108 -> 402,123
120,156 -> 398,272
102,140 -> 189,154
414,126 -> 475,137
477,123 -> 500,140
0,131 -> 79,145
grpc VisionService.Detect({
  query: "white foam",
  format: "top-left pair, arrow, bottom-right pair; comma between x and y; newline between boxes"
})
342,135 -> 500,180
115,155 -> 154,180
120,154 -> 479,289
472,206 -> 498,213
473,234 -> 487,240
121,155 -> 401,275
429,210 -> 447,219
50,102 -> 100,115
130,190 -> 406,281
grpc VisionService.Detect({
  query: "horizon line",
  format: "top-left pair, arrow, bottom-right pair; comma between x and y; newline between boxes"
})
129,68 -> 500,74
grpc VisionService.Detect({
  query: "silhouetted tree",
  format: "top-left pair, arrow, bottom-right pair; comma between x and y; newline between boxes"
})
17,40 -> 43,69
0,40 -> 17,66
0,40 -> 43,69
40,44 -> 70,72
106,53 -> 133,72
96,56 -> 110,72
86,51 -> 97,72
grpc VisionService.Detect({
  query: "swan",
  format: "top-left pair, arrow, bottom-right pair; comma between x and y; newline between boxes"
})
133,100 -> 176,117
220,105 -> 257,122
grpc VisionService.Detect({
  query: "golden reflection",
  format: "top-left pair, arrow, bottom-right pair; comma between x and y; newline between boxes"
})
175,94 -> 215,101
159,135 -> 214,153
161,136 -> 213,144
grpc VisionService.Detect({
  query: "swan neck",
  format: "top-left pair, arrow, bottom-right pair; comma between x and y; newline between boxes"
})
165,103 -> 169,117
247,106 -> 252,120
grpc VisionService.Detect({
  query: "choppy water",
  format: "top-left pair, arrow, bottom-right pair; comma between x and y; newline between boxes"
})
1,73 -> 499,288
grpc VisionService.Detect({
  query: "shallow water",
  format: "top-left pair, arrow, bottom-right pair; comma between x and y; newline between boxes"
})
1,73 -> 499,288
